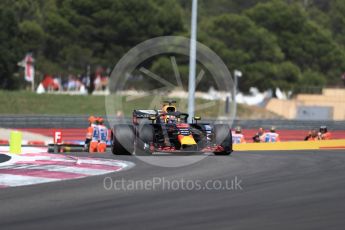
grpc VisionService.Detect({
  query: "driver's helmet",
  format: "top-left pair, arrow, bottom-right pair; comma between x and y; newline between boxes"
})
165,115 -> 176,124
162,105 -> 176,113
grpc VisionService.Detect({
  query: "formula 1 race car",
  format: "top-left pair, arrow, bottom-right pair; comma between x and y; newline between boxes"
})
111,100 -> 233,156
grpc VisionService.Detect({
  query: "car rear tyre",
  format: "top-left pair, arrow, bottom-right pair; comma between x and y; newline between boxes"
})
135,124 -> 154,156
111,124 -> 134,155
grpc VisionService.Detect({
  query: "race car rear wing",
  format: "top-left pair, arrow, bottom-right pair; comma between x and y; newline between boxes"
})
132,110 -> 158,125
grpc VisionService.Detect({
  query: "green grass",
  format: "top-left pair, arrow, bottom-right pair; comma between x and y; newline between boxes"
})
0,90 -> 106,115
0,90 -> 280,119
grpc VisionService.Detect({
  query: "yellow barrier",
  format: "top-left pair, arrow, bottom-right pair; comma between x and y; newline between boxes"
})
233,139 -> 345,151
9,131 -> 22,154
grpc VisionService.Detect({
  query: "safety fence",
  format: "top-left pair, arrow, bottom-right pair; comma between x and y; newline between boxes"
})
0,115 -> 344,130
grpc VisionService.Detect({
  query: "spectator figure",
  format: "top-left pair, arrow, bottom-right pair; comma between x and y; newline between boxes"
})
252,127 -> 265,143
264,126 -> 281,142
41,74 -> 60,91
94,75 -> 102,91
53,77 -> 62,91
94,67 -> 105,91
319,126 -> 331,140
67,75 -> 77,91
101,75 -> 109,91
82,75 -> 90,88
232,126 -> 246,144
342,73 -> 345,87
304,129 -> 319,141
75,77 -> 82,91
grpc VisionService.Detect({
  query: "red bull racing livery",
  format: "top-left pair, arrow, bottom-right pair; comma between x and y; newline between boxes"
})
111,100 -> 233,156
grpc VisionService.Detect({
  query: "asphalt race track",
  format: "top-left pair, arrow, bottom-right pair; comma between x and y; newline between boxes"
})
0,150 -> 345,230
0,154 -> 10,163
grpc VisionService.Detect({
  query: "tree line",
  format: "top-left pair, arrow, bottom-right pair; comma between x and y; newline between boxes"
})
1,0 -> 345,92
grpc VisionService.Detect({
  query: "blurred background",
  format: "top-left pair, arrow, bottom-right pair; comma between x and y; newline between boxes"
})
0,0 -> 345,122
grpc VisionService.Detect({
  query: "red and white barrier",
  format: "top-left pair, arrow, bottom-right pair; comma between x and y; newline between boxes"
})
0,139 -> 48,146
